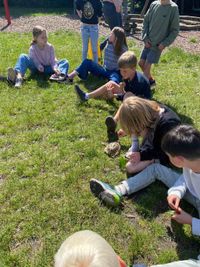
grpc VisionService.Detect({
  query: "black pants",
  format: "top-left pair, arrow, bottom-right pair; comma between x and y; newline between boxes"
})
103,2 -> 122,30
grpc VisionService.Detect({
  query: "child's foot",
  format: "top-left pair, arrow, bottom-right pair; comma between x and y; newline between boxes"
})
74,85 -> 87,102
90,178 -> 122,207
149,78 -> 156,88
15,77 -> 23,88
105,116 -> 118,142
49,73 -> 66,82
7,67 -> 16,84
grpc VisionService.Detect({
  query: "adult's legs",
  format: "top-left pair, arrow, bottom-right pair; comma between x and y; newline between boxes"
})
90,25 -> 99,64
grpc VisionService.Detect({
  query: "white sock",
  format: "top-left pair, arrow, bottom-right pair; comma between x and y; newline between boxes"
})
85,93 -> 89,100
115,183 -> 128,196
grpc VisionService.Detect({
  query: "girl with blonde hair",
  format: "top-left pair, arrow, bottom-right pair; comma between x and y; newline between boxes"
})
54,230 -> 126,267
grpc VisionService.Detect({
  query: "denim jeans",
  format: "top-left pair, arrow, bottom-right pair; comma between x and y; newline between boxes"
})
76,59 -> 121,83
151,259 -> 200,267
81,24 -> 99,63
15,54 -> 69,76
103,2 -> 122,30
123,163 -> 200,216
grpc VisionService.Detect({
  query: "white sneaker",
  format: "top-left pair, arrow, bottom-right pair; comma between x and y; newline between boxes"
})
15,78 -> 23,88
7,67 -> 16,84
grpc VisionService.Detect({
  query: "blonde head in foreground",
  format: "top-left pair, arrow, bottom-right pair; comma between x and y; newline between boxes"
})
54,230 -> 120,267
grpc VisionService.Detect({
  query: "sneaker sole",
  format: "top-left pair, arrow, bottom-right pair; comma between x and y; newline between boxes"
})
90,179 -> 121,207
7,67 -> 16,84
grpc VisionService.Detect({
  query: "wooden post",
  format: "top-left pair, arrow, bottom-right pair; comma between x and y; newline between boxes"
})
3,0 -> 11,25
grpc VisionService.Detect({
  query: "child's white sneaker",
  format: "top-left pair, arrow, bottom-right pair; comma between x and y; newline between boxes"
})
7,67 -> 16,84
15,78 -> 23,88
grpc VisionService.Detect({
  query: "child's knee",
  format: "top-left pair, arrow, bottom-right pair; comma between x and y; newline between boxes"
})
126,161 -> 136,174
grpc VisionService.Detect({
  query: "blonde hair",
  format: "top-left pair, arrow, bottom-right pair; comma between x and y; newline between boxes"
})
119,96 -> 160,136
118,51 -> 137,69
30,25 -> 47,45
54,230 -> 120,267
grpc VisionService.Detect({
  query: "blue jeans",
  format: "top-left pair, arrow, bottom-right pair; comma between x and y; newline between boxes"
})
123,163 -> 200,216
151,259 -> 200,267
103,2 -> 122,30
76,59 -> 121,83
15,54 -> 69,76
81,24 -> 99,63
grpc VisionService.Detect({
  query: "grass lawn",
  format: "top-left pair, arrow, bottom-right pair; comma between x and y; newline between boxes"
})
0,30 -> 200,267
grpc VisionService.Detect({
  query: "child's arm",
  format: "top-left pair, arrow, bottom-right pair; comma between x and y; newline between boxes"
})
159,6 -> 179,47
167,174 -> 187,208
172,208 -> 200,237
100,38 -> 108,51
113,0 -> 122,13
76,9 -> 82,19
142,3 -> 153,44
49,45 -> 58,73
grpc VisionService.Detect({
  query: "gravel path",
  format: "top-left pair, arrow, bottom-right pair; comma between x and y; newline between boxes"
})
1,14 -> 200,54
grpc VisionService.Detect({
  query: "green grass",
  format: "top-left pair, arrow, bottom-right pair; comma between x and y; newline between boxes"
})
0,31 -> 200,267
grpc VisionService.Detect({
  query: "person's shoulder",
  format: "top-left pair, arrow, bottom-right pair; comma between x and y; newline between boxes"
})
29,44 -> 36,52
47,42 -> 54,50
170,1 -> 178,8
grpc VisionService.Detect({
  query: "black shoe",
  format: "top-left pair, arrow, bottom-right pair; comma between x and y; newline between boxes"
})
105,116 -> 118,142
74,85 -> 87,102
149,78 -> 156,88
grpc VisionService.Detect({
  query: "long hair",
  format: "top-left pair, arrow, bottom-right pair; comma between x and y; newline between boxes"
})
112,27 -> 128,56
119,96 -> 160,136
54,230 -> 120,267
30,25 -> 47,46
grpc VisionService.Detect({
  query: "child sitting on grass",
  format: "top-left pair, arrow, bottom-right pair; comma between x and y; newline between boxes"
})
90,124 -> 200,239
7,25 -> 69,88
75,51 -> 151,103
54,230 -> 126,267
68,27 -> 128,84
108,96 -> 180,174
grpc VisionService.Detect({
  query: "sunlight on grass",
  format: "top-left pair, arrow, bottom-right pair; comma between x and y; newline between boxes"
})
0,31 -> 200,267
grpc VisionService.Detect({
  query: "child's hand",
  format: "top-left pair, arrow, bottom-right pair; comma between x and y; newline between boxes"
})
171,207 -> 192,225
158,44 -> 165,51
117,128 -> 126,138
115,4 -> 121,13
38,65 -> 44,72
167,194 -> 180,211
129,152 -> 141,164
145,41 -> 151,48
54,69 -> 60,75
119,82 -> 125,91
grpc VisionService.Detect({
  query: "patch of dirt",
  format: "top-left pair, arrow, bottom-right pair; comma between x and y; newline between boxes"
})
1,14 -> 200,54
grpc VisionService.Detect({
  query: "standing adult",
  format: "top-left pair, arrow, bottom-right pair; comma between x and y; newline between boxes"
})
103,0 -> 123,30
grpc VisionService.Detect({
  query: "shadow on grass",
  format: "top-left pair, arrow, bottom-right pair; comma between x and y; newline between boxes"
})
27,73 -> 51,89
128,181 -> 200,260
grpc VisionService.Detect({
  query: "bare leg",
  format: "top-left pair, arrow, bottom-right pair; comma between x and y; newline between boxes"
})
138,58 -> 146,73
143,62 -> 152,80
67,70 -> 78,79
88,81 -> 121,99
126,160 -> 154,174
